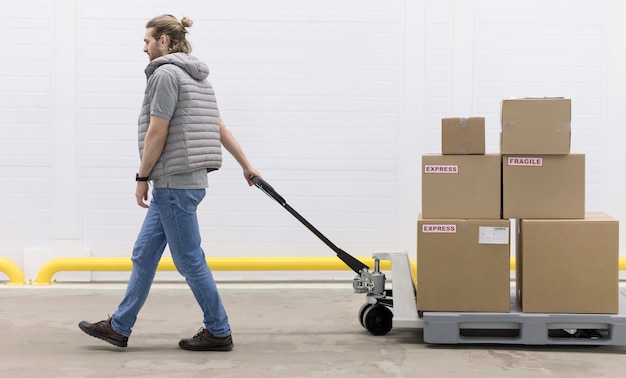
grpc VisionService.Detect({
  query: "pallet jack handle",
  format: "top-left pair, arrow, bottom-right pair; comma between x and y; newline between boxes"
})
250,176 -> 370,274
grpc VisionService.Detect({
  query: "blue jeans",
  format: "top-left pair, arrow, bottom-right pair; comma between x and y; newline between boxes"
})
110,188 -> 231,338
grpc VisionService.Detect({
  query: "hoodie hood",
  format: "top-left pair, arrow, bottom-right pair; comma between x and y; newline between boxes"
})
144,53 -> 209,81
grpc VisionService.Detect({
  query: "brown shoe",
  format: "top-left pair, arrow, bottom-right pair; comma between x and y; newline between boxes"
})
78,317 -> 128,348
179,328 -> 233,351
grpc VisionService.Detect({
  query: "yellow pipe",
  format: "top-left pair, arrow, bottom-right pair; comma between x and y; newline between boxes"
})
0,258 -> 25,285
35,256 -> 391,285
31,255 -> 626,286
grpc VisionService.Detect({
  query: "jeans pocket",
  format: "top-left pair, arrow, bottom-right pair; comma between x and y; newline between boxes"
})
182,189 -> 206,212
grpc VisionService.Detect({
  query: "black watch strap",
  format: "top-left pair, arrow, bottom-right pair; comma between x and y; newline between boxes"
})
136,173 -> 149,182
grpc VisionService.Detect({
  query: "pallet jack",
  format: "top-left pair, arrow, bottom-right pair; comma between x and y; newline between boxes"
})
251,176 -> 626,345
251,176 -> 401,335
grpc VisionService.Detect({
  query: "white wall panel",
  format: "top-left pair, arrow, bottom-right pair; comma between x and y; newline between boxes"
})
0,0 -> 624,282
0,0 -> 54,272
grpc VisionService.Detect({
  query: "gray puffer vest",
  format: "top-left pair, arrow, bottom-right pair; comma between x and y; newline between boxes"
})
138,53 -> 222,180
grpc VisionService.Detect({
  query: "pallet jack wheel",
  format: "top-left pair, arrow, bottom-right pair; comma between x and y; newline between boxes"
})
358,303 -> 373,328
362,304 -> 393,336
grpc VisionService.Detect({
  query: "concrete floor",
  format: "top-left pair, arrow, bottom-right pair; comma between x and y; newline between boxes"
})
1,282 -> 626,378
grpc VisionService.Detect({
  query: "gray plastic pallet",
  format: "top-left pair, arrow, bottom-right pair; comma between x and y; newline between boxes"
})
422,292 -> 626,345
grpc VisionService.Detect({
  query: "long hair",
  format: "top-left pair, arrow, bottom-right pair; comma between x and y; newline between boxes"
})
146,14 -> 193,54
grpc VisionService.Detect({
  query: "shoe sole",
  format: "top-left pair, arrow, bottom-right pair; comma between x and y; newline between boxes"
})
78,322 -> 128,348
178,341 -> 234,352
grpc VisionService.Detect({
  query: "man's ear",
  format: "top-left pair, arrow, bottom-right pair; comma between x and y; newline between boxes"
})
159,34 -> 169,48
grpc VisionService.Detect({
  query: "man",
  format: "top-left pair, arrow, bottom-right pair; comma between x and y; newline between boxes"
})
79,14 -> 261,351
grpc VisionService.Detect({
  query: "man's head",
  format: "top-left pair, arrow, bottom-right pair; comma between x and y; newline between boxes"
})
143,14 -> 193,61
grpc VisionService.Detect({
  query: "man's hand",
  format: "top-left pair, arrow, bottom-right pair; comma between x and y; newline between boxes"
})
244,169 -> 262,186
136,181 -> 150,208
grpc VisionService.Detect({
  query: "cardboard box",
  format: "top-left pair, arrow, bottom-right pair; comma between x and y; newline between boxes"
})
516,213 -> 619,314
441,117 -> 485,155
422,154 -> 501,219
501,98 -> 571,154
502,154 -> 585,219
417,217 -> 511,312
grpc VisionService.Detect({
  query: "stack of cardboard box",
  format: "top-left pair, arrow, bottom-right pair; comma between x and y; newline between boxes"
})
417,99 -> 620,315
418,117 -> 511,312
501,98 -> 619,314
501,98 -> 583,219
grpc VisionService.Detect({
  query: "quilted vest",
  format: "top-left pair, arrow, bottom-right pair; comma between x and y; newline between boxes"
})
138,53 -> 222,180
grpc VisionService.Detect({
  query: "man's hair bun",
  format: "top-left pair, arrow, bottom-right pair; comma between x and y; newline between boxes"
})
180,17 -> 193,29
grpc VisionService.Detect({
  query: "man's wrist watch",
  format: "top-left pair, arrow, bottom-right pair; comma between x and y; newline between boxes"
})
136,173 -> 149,182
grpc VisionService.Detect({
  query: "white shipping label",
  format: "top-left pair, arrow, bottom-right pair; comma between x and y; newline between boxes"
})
478,227 -> 509,245
424,164 -> 459,174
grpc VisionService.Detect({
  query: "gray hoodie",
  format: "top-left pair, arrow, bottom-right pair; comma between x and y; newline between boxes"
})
138,53 -> 222,180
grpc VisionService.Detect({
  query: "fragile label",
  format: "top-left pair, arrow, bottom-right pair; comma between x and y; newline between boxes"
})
478,227 -> 509,245
424,164 -> 459,174
422,224 -> 457,233
507,157 -> 543,166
